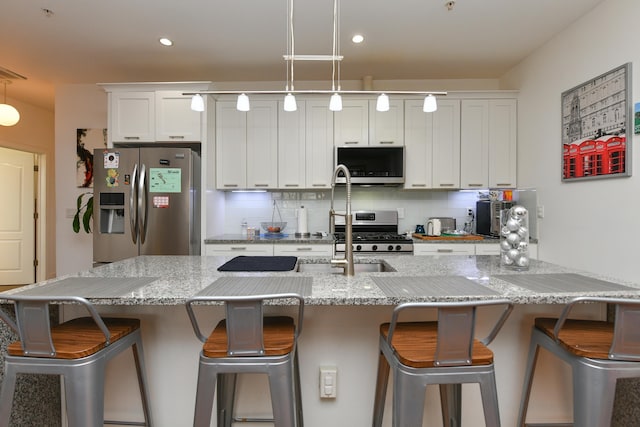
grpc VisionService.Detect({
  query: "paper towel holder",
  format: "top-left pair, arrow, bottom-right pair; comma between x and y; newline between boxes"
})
295,205 -> 311,238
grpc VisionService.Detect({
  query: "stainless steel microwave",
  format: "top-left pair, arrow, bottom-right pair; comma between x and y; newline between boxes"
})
334,146 -> 405,185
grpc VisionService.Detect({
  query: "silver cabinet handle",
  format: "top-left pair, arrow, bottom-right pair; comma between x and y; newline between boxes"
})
467,183 -> 484,187
437,249 -> 453,253
438,183 -> 455,187
410,184 -> 427,187
496,183 -> 513,187
254,184 -> 269,187
296,247 -> 313,251
344,141 -> 359,145
169,135 -> 185,139
124,136 -> 140,140
284,184 -> 299,187
223,184 -> 239,188
379,141 -> 394,144
230,247 -> 248,251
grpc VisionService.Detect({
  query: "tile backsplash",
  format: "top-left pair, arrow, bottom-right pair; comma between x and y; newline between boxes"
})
213,187 -> 505,236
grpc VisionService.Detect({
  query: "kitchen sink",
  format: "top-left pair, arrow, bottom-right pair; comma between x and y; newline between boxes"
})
295,261 -> 395,273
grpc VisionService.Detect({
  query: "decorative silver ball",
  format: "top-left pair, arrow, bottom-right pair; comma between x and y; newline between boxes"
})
517,226 -> 529,238
515,255 -> 530,268
501,253 -> 514,265
506,218 -> 520,231
511,205 -> 528,219
501,226 -> 511,237
506,233 -> 521,246
518,241 -> 529,252
507,248 -> 520,260
500,240 -> 512,251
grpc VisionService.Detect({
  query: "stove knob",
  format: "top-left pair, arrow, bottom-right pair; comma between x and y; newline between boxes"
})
387,245 -> 394,251
372,245 -> 378,251
356,245 -> 362,251
395,245 -> 402,251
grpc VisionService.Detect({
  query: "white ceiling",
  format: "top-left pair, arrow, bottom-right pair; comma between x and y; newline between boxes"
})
1,0 -> 605,110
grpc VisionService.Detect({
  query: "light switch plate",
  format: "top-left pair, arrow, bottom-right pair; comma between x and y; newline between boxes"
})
319,366 -> 337,398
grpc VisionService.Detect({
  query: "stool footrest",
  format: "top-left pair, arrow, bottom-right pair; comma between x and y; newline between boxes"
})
233,416 -> 274,423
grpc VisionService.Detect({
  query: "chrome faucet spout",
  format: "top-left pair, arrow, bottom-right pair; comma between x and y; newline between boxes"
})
330,164 -> 354,276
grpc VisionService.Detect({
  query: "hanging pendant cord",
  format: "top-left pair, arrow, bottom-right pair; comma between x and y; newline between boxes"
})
290,0 -> 295,91
331,0 -> 337,92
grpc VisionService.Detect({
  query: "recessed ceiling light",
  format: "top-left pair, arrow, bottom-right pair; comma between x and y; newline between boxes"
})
352,34 -> 364,44
159,38 -> 173,47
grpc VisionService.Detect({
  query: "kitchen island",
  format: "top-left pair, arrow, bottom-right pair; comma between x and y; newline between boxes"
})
2,255 -> 639,426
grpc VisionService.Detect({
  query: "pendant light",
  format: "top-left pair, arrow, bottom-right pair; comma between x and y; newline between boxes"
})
190,94 -> 205,112
376,93 -> 390,112
0,81 -> 20,127
329,0 -> 342,111
237,93 -> 250,112
283,0 -> 297,112
423,94 -> 438,112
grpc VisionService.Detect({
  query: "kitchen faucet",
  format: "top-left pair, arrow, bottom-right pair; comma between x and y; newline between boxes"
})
329,164 -> 355,276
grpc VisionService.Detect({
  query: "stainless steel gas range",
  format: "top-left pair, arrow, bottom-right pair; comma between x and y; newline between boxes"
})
334,210 -> 414,254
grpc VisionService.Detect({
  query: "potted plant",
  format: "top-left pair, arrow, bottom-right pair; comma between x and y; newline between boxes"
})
72,192 -> 93,233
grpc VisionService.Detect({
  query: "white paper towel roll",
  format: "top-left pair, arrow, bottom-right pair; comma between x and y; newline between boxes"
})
297,206 -> 309,234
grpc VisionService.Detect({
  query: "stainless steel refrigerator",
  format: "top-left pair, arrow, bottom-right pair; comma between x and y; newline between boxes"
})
93,146 -> 200,263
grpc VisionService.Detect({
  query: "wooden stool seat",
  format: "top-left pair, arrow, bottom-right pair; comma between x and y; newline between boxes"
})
534,317 -> 614,359
381,321 -> 494,368
204,316 -> 295,358
8,317 -> 140,359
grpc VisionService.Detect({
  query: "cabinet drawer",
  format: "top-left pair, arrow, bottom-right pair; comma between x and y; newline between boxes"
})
475,243 -> 500,256
273,244 -> 332,257
205,244 -> 273,256
414,244 -> 475,256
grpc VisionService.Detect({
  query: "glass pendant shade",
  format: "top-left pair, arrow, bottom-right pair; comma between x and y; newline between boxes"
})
283,93 -> 297,112
237,93 -> 250,112
190,94 -> 205,112
423,94 -> 438,113
376,93 -> 390,112
0,103 -> 20,126
329,93 -> 342,111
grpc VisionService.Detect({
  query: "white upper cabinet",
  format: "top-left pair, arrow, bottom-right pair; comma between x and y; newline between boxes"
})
460,98 -> 517,189
461,100 -> 490,189
305,100 -> 334,188
215,102 -> 247,189
109,92 -> 156,143
278,101 -> 307,189
369,100 -> 404,146
334,100 -> 369,146
155,91 -> 202,142
488,99 -> 517,188
216,100 -> 278,190
404,99 -> 461,189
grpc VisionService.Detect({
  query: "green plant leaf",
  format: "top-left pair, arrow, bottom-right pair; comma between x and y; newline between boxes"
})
72,213 -> 80,233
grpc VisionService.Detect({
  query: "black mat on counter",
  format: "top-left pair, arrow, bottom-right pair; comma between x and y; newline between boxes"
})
217,256 -> 298,272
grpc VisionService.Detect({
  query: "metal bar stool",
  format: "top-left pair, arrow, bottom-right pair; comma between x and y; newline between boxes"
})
185,292 -> 304,427
0,295 -> 153,427
517,296 -> 640,427
372,299 -> 513,427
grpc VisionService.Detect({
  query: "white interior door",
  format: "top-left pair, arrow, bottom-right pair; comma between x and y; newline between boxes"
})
0,147 -> 35,285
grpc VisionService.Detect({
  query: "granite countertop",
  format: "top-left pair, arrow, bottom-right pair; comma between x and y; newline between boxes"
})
4,255 -> 639,307
204,234 -> 335,244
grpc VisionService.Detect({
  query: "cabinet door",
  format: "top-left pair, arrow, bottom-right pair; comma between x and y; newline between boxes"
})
278,101 -> 306,189
460,100 -> 489,189
403,100 -> 433,189
216,102 -> 247,189
305,101 -> 334,189
205,244 -> 273,256
334,100 -> 368,146
155,91 -> 202,142
488,99 -> 517,188
110,92 -> 155,143
369,100 -> 404,146
431,100 -> 461,189
246,101 -> 278,189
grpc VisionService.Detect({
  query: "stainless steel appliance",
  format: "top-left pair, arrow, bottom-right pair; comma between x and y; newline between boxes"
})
476,200 -> 513,237
93,147 -> 201,263
334,210 -> 413,254
335,146 -> 404,185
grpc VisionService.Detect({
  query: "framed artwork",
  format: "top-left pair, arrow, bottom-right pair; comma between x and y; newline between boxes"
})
76,128 -> 107,187
561,63 -> 632,182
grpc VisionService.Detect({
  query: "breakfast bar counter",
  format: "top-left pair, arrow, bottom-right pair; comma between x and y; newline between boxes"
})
2,255 -> 640,426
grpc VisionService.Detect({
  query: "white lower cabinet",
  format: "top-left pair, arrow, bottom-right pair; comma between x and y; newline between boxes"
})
413,244 -> 475,256
205,244 -> 273,257
273,244 -> 332,257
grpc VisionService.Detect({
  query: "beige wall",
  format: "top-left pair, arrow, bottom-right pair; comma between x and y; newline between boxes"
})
0,97 -> 55,280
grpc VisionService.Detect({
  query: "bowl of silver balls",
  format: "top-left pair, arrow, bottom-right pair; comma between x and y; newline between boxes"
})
499,205 -> 530,270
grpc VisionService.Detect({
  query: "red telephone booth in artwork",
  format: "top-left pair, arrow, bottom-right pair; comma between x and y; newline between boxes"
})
606,136 -> 626,174
563,143 -> 582,179
579,140 -> 598,177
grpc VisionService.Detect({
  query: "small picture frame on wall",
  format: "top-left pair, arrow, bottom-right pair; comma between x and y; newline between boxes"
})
561,62 -> 632,182
76,128 -> 107,187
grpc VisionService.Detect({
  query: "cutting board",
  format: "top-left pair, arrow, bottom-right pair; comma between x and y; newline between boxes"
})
412,233 -> 485,241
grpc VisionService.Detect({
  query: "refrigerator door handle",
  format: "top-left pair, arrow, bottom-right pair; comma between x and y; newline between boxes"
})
138,163 -> 148,244
129,163 -> 139,244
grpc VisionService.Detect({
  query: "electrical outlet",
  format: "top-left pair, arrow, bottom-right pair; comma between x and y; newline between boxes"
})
466,208 -> 473,217
397,208 -> 405,219
319,366 -> 337,399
